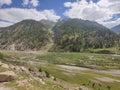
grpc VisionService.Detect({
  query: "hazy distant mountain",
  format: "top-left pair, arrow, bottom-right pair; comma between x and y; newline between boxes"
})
0,20 -> 53,50
52,19 -> 120,52
111,24 -> 120,33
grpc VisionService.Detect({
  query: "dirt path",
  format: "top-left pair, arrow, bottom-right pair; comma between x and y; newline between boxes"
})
57,65 -> 89,71
93,70 -> 120,76
95,77 -> 120,82
57,65 -> 120,77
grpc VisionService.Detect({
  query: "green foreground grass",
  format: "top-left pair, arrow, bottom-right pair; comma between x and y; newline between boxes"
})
0,51 -> 120,90
37,52 -> 120,69
36,52 -> 120,90
37,63 -> 120,90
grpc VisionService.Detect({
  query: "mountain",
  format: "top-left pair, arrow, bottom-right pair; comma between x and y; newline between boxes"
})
40,19 -> 56,29
52,19 -> 120,52
0,19 -> 120,52
0,20 -> 53,50
111,24 -> 120,33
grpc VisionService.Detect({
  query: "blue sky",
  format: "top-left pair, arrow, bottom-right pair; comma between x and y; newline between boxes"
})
1,0 -> 100,18
0,0 -> 120,28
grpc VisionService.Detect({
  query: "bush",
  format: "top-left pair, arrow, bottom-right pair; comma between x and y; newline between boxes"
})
39,68 -> 42,72
0,52 -> 4,59
107,86 -> 111,90
95,50 -> 113,54
45,71 -> 50,78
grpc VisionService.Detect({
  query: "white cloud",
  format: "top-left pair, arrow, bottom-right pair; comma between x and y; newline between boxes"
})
64,0 -> 120,28
0,8 -> 60,27
22,0 -> 29,5
101,18 -> 120,28
0,21 -> 13,27
22,0 -> 39,7
0,0 -> 12,7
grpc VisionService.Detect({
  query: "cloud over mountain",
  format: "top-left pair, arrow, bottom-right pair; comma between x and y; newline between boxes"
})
64,0 -> 120,28
0,0 -> 119,28
0,8 -> 60,27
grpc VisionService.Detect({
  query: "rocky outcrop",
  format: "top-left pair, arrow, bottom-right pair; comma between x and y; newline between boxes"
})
1,63 -> 9,69
0,71 -> 17,82
7,44 -> 16,51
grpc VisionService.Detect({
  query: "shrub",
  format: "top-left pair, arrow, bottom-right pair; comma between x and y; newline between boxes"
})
95,50 -> 113,54
0,52 -> 4,59
45,71 -> 50,78
39,68 -> 42,72
107,86 -> 111,90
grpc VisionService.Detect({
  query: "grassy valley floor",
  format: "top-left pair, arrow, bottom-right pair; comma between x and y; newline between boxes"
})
0,50 -> 120,90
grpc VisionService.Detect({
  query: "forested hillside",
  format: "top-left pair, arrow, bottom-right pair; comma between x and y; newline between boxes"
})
52,19 -> 120,52
0,19 -> 120,52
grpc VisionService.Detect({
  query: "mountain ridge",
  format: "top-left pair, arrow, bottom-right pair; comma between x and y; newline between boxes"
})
0,19 -> 53,50
0,19 -> 120,51
52,19 -> 120,52
111,24 -> 120,33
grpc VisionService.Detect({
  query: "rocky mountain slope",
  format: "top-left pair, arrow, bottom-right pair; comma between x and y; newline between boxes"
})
0,19 -> 120,52
0,20 -> 53,50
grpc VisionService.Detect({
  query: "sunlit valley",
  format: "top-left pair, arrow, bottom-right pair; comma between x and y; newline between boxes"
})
0,0 -> 120,90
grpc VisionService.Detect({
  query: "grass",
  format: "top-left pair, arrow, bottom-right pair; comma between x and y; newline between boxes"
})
0,67 -> 7,72
0,52 -> 4,59
30,80 -> 50,90
45,80 -> 64,90
37,52 -> 120,69
0,50 -> 120,90
37,64 -> 94,88
36,63 -> 120,90
37,64 -> 69,81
